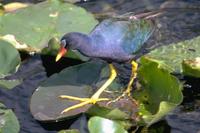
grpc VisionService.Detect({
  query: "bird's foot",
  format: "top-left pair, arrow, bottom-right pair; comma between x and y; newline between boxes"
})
60,63 -> 117,114
107,60 -> 138,105
59,95 -> 109,114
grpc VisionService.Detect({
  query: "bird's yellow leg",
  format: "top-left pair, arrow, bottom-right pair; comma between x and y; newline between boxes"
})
107,60 -> 138,104
91,64 -> 117,99
125,60 -> 138,96
59,95 -> 89,102
60,64 -> 117,114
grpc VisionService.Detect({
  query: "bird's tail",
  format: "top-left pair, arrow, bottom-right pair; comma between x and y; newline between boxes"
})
129,10 -> 163,20
94,9 -> 164,21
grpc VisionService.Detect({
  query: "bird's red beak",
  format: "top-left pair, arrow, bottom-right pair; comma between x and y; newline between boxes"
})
55,46 -> 67,62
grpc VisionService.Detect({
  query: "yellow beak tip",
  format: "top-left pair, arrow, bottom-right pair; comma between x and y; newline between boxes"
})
55,54 -> 62,62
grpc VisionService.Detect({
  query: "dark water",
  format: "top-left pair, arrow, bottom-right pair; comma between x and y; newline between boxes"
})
0,0 -> 200,133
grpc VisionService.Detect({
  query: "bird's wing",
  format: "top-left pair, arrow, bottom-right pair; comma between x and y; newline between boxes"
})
121,19 -> 154,54
90,18 -> 154,54
89,19 -> 130,47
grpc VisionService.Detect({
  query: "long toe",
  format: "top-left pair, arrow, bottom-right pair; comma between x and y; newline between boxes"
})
61,100 -> 91,114
60,97 -> 109,114
59,95 -> 90,102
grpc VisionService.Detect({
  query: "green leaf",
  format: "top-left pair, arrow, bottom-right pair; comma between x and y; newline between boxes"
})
0,103 -> 20,133
87,105 -> 129,120
88,116 -> 128,133
87,105 -> 133,130
0,0 -> 98,59
182,57 -> 200,77
0,40 -> 20,78
147,36 -> 200,73
30,61 -> 107,121
134,56 -> 183,126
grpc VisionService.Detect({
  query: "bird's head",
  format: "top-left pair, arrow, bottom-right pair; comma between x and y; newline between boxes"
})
55,32 -> 85,62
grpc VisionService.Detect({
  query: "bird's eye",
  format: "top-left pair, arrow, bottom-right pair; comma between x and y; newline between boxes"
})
61,40 -> 67,48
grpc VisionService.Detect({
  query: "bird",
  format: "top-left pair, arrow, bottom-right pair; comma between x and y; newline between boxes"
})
55,12 -> 156,114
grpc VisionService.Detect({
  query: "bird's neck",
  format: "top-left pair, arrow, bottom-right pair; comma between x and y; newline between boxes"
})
73,33 -> 95,56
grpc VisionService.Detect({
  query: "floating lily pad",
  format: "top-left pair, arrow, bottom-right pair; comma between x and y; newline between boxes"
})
0,0 -> 98,59
0,40 -> 21,89
87,105 -> 130,121
147,36 -> 200,73
0,103 -> 20,133
134,56 -> 183,126
182,57 -> 200,77
0,40 -> 20,78
88,116 -> 128,133
30,61 -> 107,121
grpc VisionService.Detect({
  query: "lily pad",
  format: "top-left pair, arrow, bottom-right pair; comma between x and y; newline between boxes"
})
0,0 -> 98,59
182,57 -> 200,77
0,40 -> 20,78
87,105 -> 130,121
147,36 -> 200,73
30,61 -> 107,121
0,103 -> 20,133
88,116 -> 128,133
134,56 -> 183,126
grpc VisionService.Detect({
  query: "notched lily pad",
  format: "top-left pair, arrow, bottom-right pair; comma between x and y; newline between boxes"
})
182,57 -> 200,77
0,0 -> 98,59
30,61 -> 107,121
0,40 -> 20,78
147,36 -> 200,73
88,116 -> 128,133
0,103 -> 20,133
134,56 -> 183,126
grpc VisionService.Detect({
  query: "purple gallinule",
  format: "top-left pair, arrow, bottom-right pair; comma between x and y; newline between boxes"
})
56,13 -> 156,114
